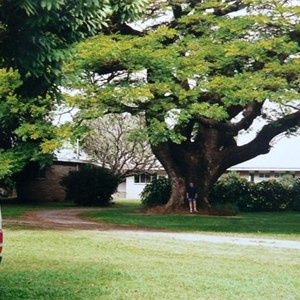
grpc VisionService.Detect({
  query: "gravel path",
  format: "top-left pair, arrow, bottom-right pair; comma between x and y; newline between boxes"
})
113,230 -> 300,250
4,208 -> 300,250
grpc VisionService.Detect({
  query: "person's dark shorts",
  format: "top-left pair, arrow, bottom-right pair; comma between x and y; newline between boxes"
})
187,197 -> 195,202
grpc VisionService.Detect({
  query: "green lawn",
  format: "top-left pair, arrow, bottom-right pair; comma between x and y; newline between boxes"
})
1,201 -> 300,299
0,229 -> 299,300
1,201 -> 73,218
83,200 -> 300,239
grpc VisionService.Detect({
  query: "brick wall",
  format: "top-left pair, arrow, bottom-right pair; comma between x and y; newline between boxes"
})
17,162 -> 81,202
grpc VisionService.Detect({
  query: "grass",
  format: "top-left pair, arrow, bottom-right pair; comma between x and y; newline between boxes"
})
83,200 -> 300,239
0,201 -> 73,218
0,229 -> 299,299
1,200 -> 299,299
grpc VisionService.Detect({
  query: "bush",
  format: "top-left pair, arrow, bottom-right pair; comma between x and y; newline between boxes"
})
290,179 -> 300,211
211,172 -> 298,212
60,166 -> 119,206
141,177 -> 171,207
210,172 -> 252,211
248,180 -> 290,212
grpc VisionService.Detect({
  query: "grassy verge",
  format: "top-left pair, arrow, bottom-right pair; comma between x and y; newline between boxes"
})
83,200 -> 300,239
1,201 -> 73,218
0,229 -> 299,299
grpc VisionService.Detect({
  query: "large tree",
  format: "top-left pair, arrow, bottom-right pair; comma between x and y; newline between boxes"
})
66,0 -> 300,208
0,0 -> 147,179
81,114 -> 159,180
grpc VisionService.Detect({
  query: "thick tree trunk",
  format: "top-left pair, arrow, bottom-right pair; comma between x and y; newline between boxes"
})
151,109 -> 300,211
151,143 -> 187,208
151,136 -> 225,209
166,175 -> 186,208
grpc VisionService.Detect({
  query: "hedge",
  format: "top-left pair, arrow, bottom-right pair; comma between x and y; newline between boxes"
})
60,166 -> 119,206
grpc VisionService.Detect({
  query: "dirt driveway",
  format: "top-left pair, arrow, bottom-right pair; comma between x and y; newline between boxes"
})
4,208 -> 300,250
4,208 -> 119,230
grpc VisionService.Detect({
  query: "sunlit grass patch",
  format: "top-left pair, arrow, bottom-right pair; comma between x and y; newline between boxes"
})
0,229 -> 299,299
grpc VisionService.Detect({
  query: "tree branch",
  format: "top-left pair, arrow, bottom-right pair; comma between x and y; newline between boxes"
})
224,109 -> 300,167
213,0 -> 247,17
230,101 -> 264,133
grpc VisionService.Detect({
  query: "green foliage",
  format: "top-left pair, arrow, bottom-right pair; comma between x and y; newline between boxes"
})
210,172 -> 252,212
65,1 -> 300,148
211,173 -> 300,212
249,180 -> 290,212
141,177 -> 171,207
283,177 -> 300,211
60,166 -> 119,206
0,0 -> 147,88
0,0 -> 148,181
64,1 -> 300,209
0,67 -> 62,179
110,0 -> 148,23
0,1 -> 112,86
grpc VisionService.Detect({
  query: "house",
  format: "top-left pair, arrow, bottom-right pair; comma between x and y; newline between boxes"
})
228,166 -> 300,183
15,132 -> 300,202
16,158 -> 300,201
118,166 -> 300,199
117,169 -> 167,199
16,159 -> 91,202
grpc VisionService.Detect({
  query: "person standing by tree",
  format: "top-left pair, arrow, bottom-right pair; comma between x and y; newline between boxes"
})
186,182 -> 198,213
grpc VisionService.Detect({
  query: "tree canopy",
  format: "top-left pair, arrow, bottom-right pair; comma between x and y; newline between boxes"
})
66,0 -> 300,208
0,0 -> 147,180
81,114 -> 159,181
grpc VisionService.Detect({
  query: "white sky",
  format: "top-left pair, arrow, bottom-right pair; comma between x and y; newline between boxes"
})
236,135 -> 300,168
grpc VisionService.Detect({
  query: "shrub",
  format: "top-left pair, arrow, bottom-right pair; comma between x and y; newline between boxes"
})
210,172 -> 252,211
249,180 -> 290,212
60,166 -> 119,206
290,179 -> 300,211
278,174 -> 297,188
141,177 -> 171,207
210,173 -> 297,212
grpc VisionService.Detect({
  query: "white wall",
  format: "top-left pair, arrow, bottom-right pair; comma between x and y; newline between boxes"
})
113,181 -> 126,199
126,176 -> 146,199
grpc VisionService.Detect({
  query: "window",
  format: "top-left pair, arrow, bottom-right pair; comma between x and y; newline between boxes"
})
134,174 -> 157,183
259,173 -> 270,178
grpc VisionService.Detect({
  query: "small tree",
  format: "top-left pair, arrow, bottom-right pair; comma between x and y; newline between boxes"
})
60,166 -> 119,206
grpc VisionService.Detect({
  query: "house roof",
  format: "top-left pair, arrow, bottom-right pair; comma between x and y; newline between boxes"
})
230,166 -> 300,172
